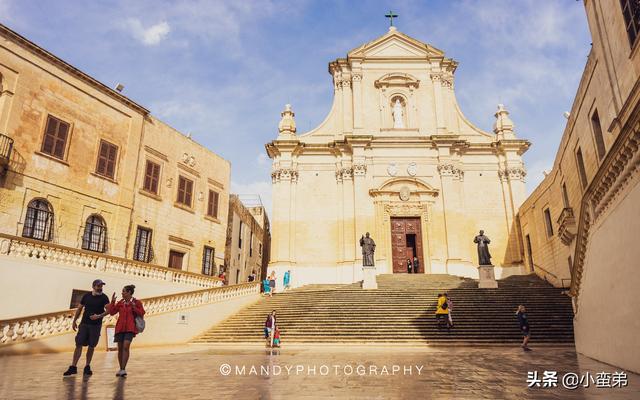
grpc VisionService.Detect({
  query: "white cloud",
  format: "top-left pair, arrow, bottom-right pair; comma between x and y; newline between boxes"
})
125,18 -> 170,46
257,153 -> 269,166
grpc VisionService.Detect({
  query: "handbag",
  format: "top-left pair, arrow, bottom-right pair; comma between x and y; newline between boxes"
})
133,300 -> 145,333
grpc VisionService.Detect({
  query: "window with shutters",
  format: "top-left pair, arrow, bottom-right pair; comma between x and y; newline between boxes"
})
202,247 -> 215,275
82,214 -> 107,253
543,208 -> 554,238
168,250 -> 184,270
590,110 -> 606,160
133,226 -> 153,262
22,198 -> 54,241
143,160 -> 161,194
176,175 -> 194,207
207,190 -> 219,218
621,0 -> 640,48
95,140 -> 118,179
41,115 -> 70,160
576,147 -> 588,190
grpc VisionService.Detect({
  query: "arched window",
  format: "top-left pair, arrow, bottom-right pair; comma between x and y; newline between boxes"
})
82,215 -> 107,253
22,199 -> 54,241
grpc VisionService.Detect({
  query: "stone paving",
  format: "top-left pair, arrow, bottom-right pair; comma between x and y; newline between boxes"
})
0,345 -> 638,399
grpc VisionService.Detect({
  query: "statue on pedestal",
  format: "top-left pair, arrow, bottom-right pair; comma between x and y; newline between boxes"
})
360,232 -> 376,266
392,99 -> 405,129
473,230 -> 492,265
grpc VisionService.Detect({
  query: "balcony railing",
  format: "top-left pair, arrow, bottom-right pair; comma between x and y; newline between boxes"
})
556,207 -> 577,245
0,133 -> 13,175
0,233 -> 223,289
0,282 -> 260,346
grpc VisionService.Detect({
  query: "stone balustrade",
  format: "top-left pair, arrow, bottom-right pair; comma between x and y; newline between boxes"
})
0,282 -> 260,346
0,233 -> 223,289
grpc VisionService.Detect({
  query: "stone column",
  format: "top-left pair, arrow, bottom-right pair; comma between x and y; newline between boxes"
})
352,72 -> 363,130
437,162 -> 464,271
341,167 -> 355,264
341,78 -> 353,134
431,73 -> 447,135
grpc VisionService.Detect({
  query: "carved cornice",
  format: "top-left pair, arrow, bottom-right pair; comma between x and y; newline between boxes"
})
335,167 -> 353,181
353,163 -> 367,176
271,168 -> 298,183
437,163 -> 464,180
384,203 -> 429,219
498,167 -> 526,182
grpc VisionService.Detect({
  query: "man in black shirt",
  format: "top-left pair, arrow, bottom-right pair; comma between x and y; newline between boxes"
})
516,305 -> 532,352
63,279 -> 110,376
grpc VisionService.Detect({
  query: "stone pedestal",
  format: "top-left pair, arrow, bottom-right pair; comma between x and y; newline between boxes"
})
361,266 -> 378,289
478,265 -> 498,289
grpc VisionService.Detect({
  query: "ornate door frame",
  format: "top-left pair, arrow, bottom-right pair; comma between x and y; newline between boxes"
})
370,177 -> 439,274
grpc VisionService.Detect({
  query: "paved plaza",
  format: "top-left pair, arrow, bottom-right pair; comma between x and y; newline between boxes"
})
0,345 -> 638,399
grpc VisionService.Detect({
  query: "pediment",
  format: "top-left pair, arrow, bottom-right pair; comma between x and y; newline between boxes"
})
348,30 -> 444,60
370,177 -> 439,197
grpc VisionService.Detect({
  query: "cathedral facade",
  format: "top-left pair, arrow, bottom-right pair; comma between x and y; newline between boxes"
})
266,27 -> 530,286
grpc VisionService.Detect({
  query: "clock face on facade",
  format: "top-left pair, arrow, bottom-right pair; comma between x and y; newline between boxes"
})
407,162 -> 417,176
387,163 -> 398,176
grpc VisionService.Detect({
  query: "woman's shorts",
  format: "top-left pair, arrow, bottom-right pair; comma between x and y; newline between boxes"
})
114,332 -> 135,343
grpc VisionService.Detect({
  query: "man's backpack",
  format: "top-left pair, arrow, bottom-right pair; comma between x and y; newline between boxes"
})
441,300 -> 448,310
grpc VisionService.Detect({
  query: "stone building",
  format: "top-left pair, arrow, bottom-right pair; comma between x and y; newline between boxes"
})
0,23 -> 229,278
247,202 -> 271,282
517,0 -> 640,373
266,27 -> 530,286
224,195 -> 267,285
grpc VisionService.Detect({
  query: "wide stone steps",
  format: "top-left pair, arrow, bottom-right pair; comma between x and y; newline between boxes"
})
192,274 -> 574,344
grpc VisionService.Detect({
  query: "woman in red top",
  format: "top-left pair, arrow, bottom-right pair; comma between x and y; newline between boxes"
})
108,284 -> 145,377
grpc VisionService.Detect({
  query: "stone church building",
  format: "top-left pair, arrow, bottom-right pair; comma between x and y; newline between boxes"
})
266,27 -> 530,286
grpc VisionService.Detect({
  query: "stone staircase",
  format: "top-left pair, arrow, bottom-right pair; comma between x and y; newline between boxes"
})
192,274 -> 574,345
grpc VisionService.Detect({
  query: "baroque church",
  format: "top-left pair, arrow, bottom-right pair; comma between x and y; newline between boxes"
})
266,26 -> 530,286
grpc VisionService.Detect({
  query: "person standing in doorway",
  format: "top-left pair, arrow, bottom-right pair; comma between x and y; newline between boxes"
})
406,258 -> 413,274
516,305 -> 532,351
63,279 -> 110,376
413,257 -> 420,274
108,285 -> 146,377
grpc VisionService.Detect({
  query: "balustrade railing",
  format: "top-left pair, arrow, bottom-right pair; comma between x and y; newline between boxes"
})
0,233 -> 223,289
0,282 -> 260,346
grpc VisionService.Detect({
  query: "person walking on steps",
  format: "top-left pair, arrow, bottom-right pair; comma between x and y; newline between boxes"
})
516,305 -> 532,351
264,310 -> 277,347
108,285 -> 146,377
63,279 -> 110,377
445,293 -> 454,328
435,293 -> 451,330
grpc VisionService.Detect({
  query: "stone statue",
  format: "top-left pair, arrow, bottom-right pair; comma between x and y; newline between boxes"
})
360,232 -> 376,266
473,230 -> 492,265
392,99 -> 404,128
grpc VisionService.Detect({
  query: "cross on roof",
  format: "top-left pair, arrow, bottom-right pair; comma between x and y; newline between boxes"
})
385,10 -> 398,27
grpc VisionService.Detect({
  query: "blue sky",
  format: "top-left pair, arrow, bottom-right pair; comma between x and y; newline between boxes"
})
2,1 -> 592,215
